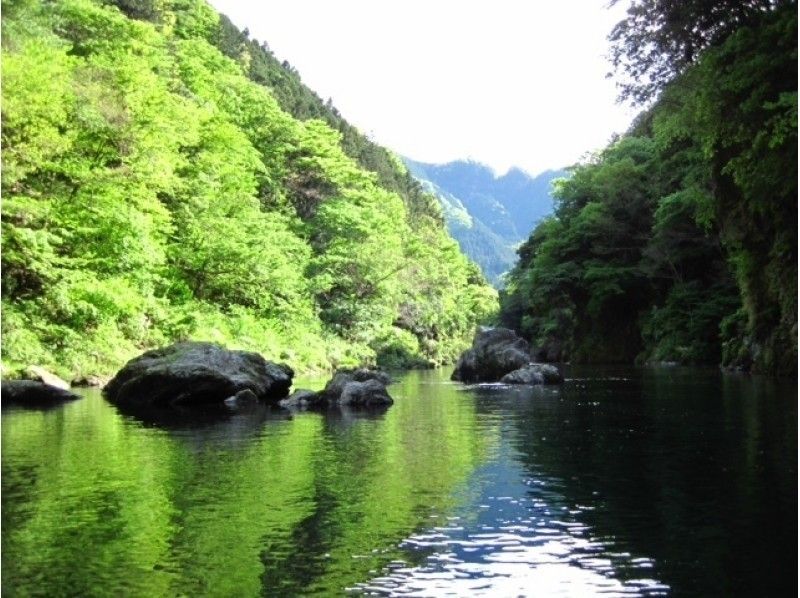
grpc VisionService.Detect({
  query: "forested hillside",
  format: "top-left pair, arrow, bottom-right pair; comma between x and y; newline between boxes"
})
405,159 -> 565,286
501,0 -> 796,374
1,0 -> 497,379
407,172 -> 516,286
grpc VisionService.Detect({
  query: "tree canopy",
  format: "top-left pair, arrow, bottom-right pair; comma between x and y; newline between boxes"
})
1,0 -> 497,378
609,0 -> 788,103
503,0 -> 796,373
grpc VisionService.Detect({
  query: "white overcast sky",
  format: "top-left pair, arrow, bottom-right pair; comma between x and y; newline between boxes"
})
208,0 -> 636,176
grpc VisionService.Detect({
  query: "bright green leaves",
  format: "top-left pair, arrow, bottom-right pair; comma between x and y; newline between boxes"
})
1,36 -> 74,188
2,0 -> 496,377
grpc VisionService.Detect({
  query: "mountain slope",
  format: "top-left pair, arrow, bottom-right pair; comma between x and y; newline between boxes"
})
412,175 -> 517,285
405,158 -> 565,286
0,0 -> 497,378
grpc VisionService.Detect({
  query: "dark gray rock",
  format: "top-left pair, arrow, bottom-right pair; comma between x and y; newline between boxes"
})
339,379 -> 393,406
223,388 -> 259,408
319,372 -> 356,400
451,327 -> 531,383
350,368 -> 392,385
279,389 -> 324,409
2,380 -> 81,407
103,342 -> 293,408
284,369 -> 394,411
319,368 -> 391,399
501,367 -> 544,385
500,363 -> 563,385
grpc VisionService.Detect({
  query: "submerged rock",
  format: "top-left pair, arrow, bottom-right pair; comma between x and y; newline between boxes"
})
451,327 -> 531,383
103,342 -> 293,408
2,380 -> 81,407
500,363 -> 563,385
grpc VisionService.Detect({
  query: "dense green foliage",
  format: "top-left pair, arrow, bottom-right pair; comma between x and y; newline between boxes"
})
210,11 -> 443,224
1,0 -> 496,378
502,1 -> 796,373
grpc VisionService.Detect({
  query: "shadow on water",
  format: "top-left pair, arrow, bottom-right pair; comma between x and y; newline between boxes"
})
2,401 -> 77,413
111,390 -> 390,433
494,365 -> 797,597
357,367 -> 796,597
112,399 -> 289,430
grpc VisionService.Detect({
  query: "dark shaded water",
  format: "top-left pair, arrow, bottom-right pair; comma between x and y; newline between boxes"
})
2,367 -> 796,596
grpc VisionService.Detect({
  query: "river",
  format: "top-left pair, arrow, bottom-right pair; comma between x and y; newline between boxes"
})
2,366 -> 796,596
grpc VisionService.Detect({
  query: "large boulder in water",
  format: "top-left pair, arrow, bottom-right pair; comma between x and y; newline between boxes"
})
451,327 -> 531,383
103,342 -> 293,407
2,380 -> 81,408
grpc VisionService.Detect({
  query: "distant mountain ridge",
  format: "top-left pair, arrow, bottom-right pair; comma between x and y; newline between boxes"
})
404,158 -> 567,286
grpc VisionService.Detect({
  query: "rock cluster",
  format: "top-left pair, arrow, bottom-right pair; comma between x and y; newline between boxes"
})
281,368 -> 393,410
452,327 -> 563,385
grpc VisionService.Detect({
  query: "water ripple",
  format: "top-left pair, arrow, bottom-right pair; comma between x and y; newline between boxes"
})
351,481 -> 669,597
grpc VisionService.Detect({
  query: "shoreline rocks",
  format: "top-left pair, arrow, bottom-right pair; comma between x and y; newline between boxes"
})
24,366 -> 71,391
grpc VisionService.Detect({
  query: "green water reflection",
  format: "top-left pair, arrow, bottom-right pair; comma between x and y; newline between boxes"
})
2,371 -> 498,596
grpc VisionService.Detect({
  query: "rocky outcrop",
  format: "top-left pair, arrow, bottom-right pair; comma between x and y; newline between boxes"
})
451,327 -> 531,382
279,368 -> 393,410
500,363 -> 563,385
103,342 -> 293,408
2,380 -> 81,407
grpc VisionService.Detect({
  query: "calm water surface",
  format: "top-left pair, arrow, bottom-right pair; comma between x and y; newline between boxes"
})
2,366 -> 796,596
